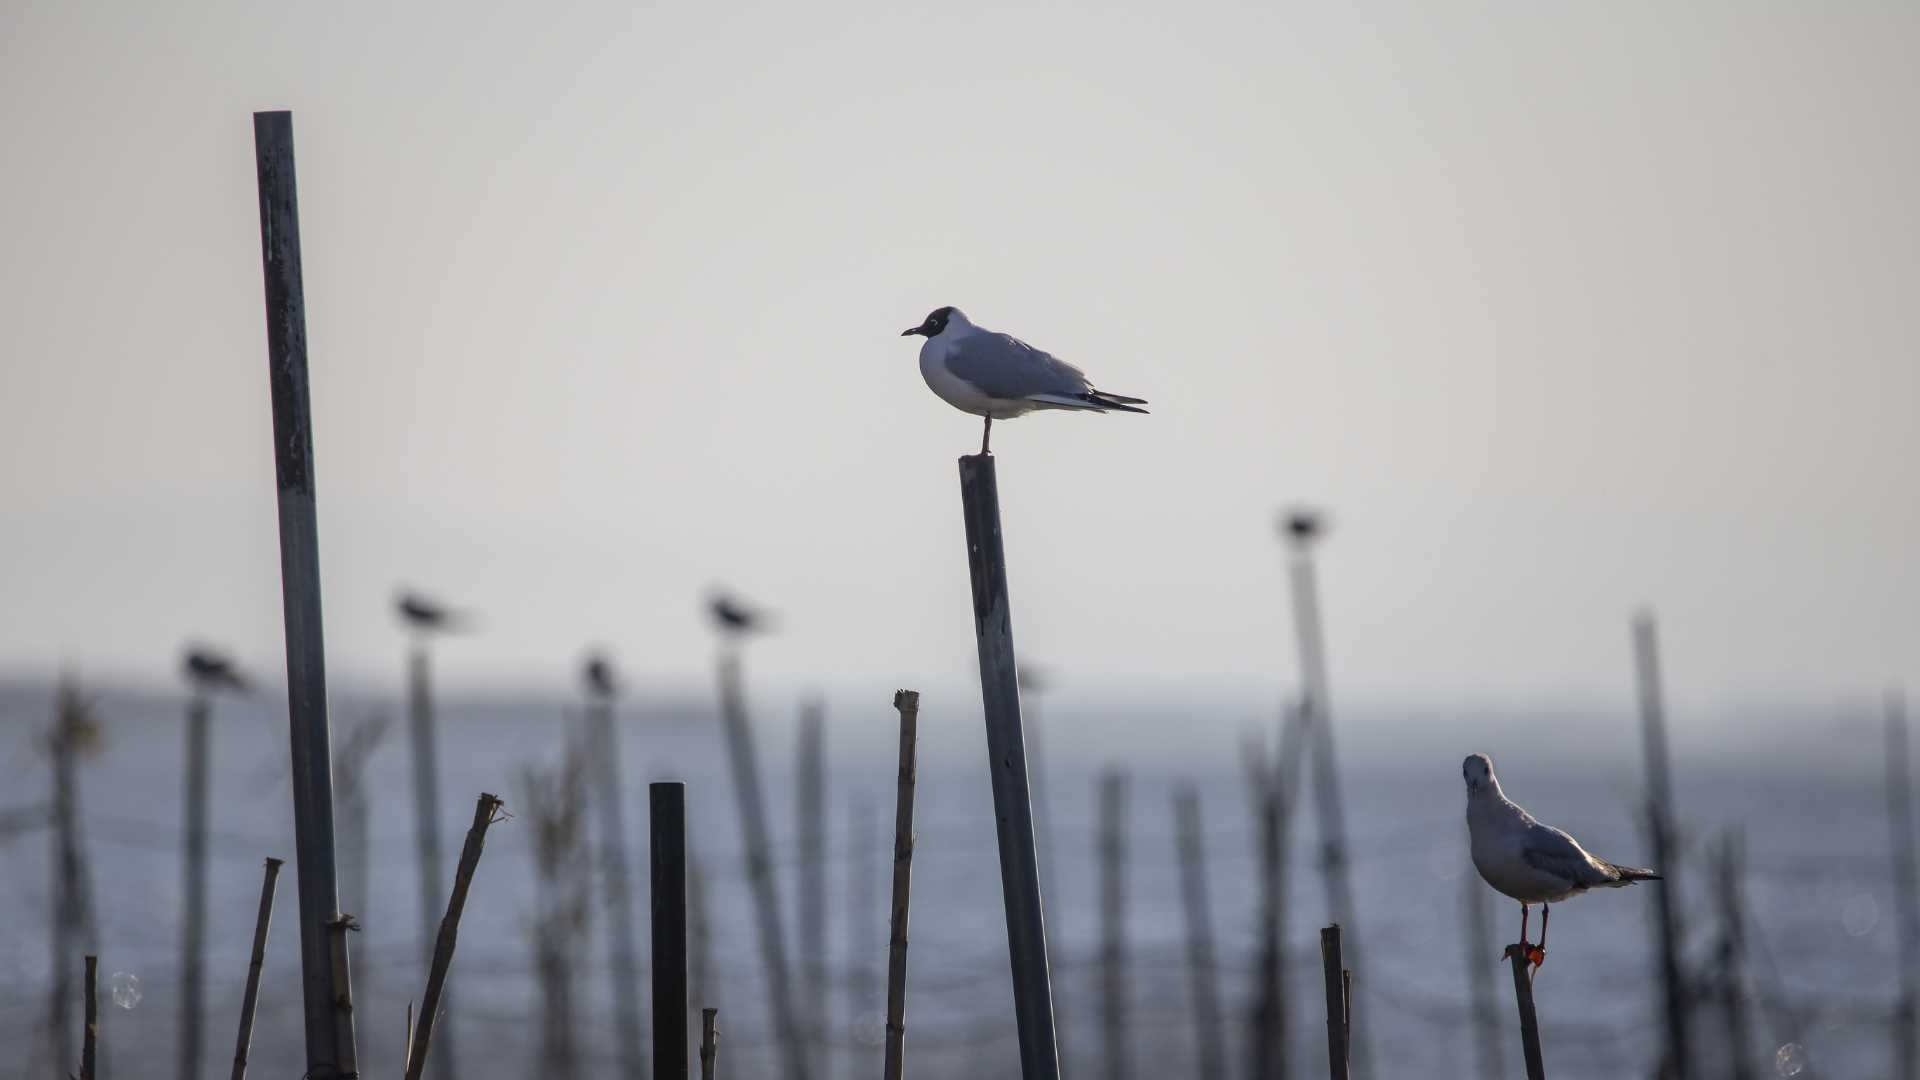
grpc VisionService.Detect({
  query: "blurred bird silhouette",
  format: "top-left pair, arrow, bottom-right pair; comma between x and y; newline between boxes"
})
1281,508 -> 1325,544
582,651 -> 618,700
181,646 -> 249,694
395,588 -> 472,633
706,591 -> 768,636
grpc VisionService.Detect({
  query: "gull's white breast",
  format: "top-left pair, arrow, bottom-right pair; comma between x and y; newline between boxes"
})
919,335 -> 1038,420
1468,797 -> 1582,904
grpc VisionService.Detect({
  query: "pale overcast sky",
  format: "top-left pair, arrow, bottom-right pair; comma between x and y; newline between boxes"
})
2,2 -> 1914,712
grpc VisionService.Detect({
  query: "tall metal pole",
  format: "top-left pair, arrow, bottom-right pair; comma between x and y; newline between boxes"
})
1632,613 -> 1689,1080
651,782 -> 690,1080
1282,511 -> 1363,1075
797,699 -> 829,1078
957,453 -> 1060,1078
180,692 -> 212,1080
252,109 -> 358,1077
1887,691 -> 1917,1080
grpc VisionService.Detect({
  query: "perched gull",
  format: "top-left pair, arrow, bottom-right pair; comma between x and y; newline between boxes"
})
901,306 -> 1148,454
1463,753 -> 1660,969
395,588 -> 472,634
182,645 -> 249,694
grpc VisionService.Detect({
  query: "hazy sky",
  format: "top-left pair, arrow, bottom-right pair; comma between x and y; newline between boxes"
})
2,1 -> 1915,713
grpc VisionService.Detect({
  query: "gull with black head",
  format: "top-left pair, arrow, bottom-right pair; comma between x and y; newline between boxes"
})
902,306 -> 1148,454
1463,752 -> 1661,971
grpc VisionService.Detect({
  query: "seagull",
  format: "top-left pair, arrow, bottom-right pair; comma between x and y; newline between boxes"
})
901,306 -> 1148,454
581,651 -> 618,700
1463,752 -> 1660,971
706,591 -> 766,636
182,646 -> 249,694
395,589 -> 470,634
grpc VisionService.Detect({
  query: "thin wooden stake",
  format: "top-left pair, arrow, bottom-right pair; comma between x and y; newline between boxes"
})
957,453 -> 1060,1078
231,857 -> 285,1080
884,690 -> 921,1080
1632,613 -> 1690,1080
48,679 -> 100,1068
404,792 -> 506,1080
81,954 -> 98,1080
585,665 -> 648,1080
701,1008 -> 719,1080
1462,855 -> 1503,1080
179,692 -> 212,1080
1711,833 -> 1753,1080
652,782 -> 689,1080
797,699 -> 828,1079
1098,770 -> 1130,1080
253,109 -> 357,1078
1172,784 -> 1226,1080
1319,926 -> 1349,1080
1506,947 -> 1547,1080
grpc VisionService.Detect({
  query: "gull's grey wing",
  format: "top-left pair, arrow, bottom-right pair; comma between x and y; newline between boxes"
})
1518,822 -> 1613,888
945,332 -> 1092,400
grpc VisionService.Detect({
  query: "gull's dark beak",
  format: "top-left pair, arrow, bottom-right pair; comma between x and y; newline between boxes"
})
901,325 -> 925,337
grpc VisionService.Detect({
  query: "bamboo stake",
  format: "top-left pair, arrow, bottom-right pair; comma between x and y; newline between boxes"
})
1319,926 -> 1349,1080
584,657 -> 648,1080
1711,833 -> 1753,1080
1462,857 -> 1503,1080
231,857 -> 285,1080
701,1008 -> 719,1080
81,955 -> 98,1080
797,699 -> 828,1078
405,792 -> 506,1080
1506,946 -> 1546,1080
179,691 -> 211,1080
884,690 -> 921,1080
1632,613 -> 1690,1080
1172,784 -> 1225,1080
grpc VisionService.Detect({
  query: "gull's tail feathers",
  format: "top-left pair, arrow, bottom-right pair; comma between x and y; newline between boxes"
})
1023,389 -> 1150,414
1603,862 -> 1662,886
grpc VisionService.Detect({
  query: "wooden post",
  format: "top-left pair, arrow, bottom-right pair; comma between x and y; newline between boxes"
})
48,678 -> 99,1068
405,639 -> 459,1079
1462,856 -> 1503,1080
1172,784 -> 1226,1080
1632,613 -> 1690,1080
1888,691 -> 1918,1080
253,109 -> 357,1078
1506,947 -> 1547,1080
1283,513 -> 1364,1077
405,792 -> 505,1080
1319,926 -> 1350,1080
956,453 -> 1060,1078
1098,770 -> 1130,1080
884,690 -> 921,1080
82,955 -> 98,1080
701,1008 -> 719,1080
526,758 -> 587,1080
231,857 -> 285,1080
1710,833 -> 1753,1080
713,644 -> 811,1080
652,782 -> 690,1080
1242,725 -> 1294,1080
797,699 -> 828,1078
585,662 -> 648,1080
179,691 -> 212,1080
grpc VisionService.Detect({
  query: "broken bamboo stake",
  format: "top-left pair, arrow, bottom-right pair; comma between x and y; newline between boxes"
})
231,857 -> 285,1080
81,954 -> 98,1080
884,690 -> 921,1080
1506,946 -> 1547,1080
1319,926 -> 1349,1080
404,792 -> 506,1080
701,1008 -> 719,1080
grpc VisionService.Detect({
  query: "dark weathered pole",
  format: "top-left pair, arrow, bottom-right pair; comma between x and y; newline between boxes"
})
714,645 -> 810,1080
956,453 -> 1060,1078
1632,613 -> 1689,1080
652,782 -> 690,1080
1282,512 -> 1364,1076
405,640 -> 458,1079
1319,926 -> 1350,1080
231,857 -> 285,1080
179,691 -> 212,1080
1242,722 -> 1296,1080
586,663 -> 647,1080
1887,691 -> 1917,1080
253,109 -> 357,1077
701,1008 -> 719,1080
1172,784 -> 1226,1080
1098,770 -> 1130,1080
81,954 -> 98,1080
1018,664 -> 1069,1067
405,792 -> 505,1080
797,699 -> 828,1078
1506,947 -> 1547,1080
1710,833 -> 1753,1080
48,679 -> 96,1066
884,690 -> 921,1080
1462,858 -> 1503,1080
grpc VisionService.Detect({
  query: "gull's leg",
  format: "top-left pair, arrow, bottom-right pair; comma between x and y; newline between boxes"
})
1528,904 -> 1550,971
1504,903 -> 1531,964
1520,903 -> 1529,947
981,416 -> 993,455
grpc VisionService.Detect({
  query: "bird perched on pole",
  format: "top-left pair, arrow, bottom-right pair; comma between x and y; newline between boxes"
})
902,306 -> 1148,454
582,652 -> 618,701
182,646 -> 249,694
706,591 -> 768,637
395,588 -> 471,635
1281,508 -> 1325,546
1463,753 -> 1661,972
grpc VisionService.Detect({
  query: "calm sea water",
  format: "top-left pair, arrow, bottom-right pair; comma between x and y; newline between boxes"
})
0,681 -> 1896,1078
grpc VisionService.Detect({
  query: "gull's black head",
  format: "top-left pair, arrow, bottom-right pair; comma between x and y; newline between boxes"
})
901,306 -> 957,338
